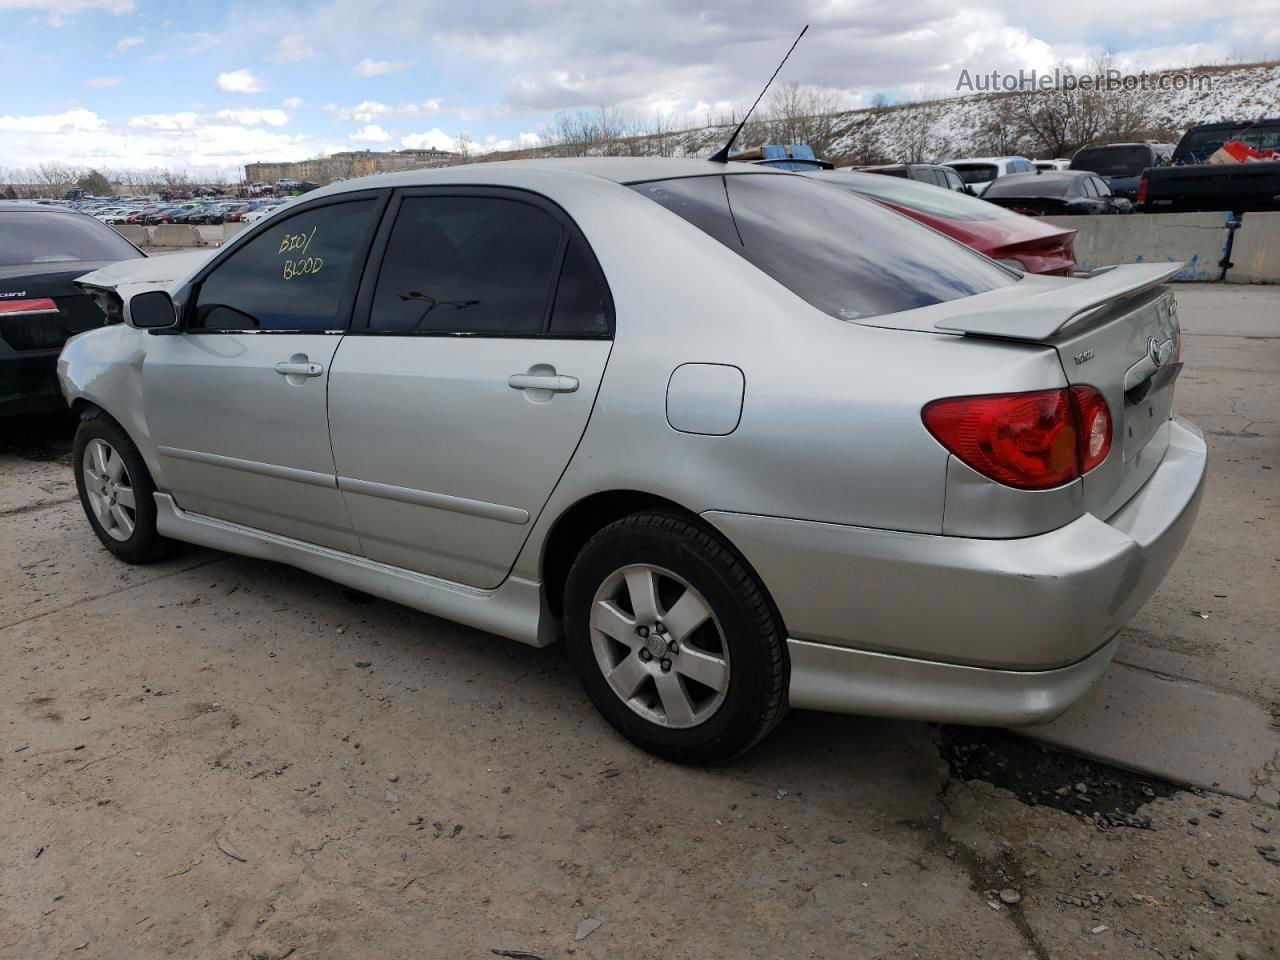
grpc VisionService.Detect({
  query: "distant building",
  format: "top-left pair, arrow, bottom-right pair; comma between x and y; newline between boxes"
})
243,148 -> 457,187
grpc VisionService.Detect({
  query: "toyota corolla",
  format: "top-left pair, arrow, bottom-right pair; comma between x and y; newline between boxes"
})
58,158 -> 1205,763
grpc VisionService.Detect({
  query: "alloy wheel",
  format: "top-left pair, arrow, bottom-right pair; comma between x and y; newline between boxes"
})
82,438 -> 137,542
589,563 -> 731,729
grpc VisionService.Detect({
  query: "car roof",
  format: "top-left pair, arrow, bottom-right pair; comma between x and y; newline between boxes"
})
998,171 -> 1087,184
300,156 -> 781,202
0,201 -> 86,214
945,156 -> 1026,165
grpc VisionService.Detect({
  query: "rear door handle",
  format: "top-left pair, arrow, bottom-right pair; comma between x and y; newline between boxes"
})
508,373 -> 578,393
275,361 -> 324,378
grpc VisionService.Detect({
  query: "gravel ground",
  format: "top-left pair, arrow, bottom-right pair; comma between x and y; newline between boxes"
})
2,284 -> 1278,959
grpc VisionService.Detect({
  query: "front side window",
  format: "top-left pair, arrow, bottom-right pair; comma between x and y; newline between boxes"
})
632,174 -> 1015,322
192,198 -> 377,331
370,195 -> 564,335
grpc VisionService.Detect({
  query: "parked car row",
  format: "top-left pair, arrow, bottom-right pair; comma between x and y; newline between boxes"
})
36,195 -> 292,228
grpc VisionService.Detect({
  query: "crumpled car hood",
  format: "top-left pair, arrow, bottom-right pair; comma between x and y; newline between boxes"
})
74,249 -> 217,295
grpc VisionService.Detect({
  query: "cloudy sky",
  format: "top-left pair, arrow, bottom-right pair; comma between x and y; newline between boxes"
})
1,0 -> 1276,175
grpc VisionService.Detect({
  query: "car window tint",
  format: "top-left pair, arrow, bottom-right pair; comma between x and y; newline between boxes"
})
0,211 -> 141,268
370,196 -> 563,335
193,199 -> 377,331
549,238 -> 611,336
1092,178 -> 1110,197
1081,178 -> 1098,197
949,163 -> 998,184
633,174 -> 1015,322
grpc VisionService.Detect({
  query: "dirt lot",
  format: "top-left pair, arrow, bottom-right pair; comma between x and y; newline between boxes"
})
2,286 -> 1278,960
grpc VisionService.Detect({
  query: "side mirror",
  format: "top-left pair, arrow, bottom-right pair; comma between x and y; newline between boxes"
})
126,289 -> 178,329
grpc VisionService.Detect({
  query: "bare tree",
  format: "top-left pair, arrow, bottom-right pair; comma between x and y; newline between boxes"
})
973,94 -> 1027,157
762,81 -> 850,157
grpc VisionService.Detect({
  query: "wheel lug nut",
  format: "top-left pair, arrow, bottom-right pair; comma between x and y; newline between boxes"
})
636,625 -> 650,638
667,640 -> 678,654
654,622 -> 666,635
660,658 -> 672,672
639,649 -> 652,662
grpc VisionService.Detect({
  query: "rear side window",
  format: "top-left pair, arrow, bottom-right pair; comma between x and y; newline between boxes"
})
370,196 -> 563,335
0,211 -> 141,268
192,199 -> 378,331
632,174 -> 1016,322
549,239 -> 611,336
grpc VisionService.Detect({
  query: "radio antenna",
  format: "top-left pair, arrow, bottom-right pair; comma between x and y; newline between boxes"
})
708,25 -> 809,163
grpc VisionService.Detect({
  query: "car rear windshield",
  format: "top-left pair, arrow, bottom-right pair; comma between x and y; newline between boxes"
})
834,173 -> 1016,221
1172,124 -> 1280,163
0,211 -> 140,268
1175,123 -> 1280,164
630,174 -> 1016,322
1069,146 -> 1152,177
949,163 -> 998,184
984,176 -> 1072,198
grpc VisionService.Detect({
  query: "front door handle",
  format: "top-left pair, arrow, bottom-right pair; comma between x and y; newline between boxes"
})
508,373 -> 578,393
275,361 -> 324,378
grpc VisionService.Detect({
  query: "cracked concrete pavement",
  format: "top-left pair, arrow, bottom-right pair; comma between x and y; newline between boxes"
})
2,285 -> 1277,959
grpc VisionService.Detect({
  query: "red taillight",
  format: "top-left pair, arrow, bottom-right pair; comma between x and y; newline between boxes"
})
923,386 -> 1112,490
1135,175 -> 1148,205
0,298 -> 59,317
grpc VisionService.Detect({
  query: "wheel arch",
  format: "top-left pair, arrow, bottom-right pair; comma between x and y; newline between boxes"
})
538,489 -> 790,639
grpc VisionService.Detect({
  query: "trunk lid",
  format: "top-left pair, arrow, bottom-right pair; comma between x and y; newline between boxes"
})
0,260 -> 117,353
934,263 -> 1182,519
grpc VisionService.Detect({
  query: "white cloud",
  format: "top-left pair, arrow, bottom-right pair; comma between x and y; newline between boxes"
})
352,57 -> 412,78
267,34 -> 315,63
4,0 -> 133,26
215,108 -> 289,127
350,124 -> 392,143
115,34 -> 144,53
87,75 -> 122,88
281,96 -> 304,109
216,68 -> 266,94
182,32 -> 221,54
400,128 -> 457,151
326,98 -> 441,123
128,112 -> 199,131
0,108 -> 104,134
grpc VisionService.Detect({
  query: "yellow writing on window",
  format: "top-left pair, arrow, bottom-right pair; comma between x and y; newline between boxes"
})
283,256 -> 323,279
278,225 -> 316,255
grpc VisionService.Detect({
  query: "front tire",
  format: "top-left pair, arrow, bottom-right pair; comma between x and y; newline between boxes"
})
563,512 -> 787,764
73,413 -> 176,564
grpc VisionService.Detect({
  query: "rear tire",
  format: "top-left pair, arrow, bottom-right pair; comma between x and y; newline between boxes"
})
563,512 -> 787,764
73,412 -> 177,564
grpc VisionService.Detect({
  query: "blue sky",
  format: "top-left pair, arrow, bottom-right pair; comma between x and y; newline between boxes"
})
0,0 -> 1274,176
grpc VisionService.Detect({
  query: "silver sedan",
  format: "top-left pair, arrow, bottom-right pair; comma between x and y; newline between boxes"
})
58,158 -> 1206,762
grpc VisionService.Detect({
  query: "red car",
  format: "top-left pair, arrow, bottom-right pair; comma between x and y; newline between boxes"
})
807,170 -> 1077,276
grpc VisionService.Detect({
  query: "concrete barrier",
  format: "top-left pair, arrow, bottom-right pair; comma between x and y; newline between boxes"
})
1226,212 -> 1280,283
150,224 -> 206,247
222,222 -> 248,242
112,224 -> 149,247
1041,212 -> 1233,282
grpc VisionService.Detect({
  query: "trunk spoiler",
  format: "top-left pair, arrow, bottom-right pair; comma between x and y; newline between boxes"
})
934,262 -> 1182,342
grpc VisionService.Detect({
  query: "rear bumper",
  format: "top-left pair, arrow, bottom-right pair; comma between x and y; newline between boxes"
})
0,351 -> 64,416
704,418 -> 1206,724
